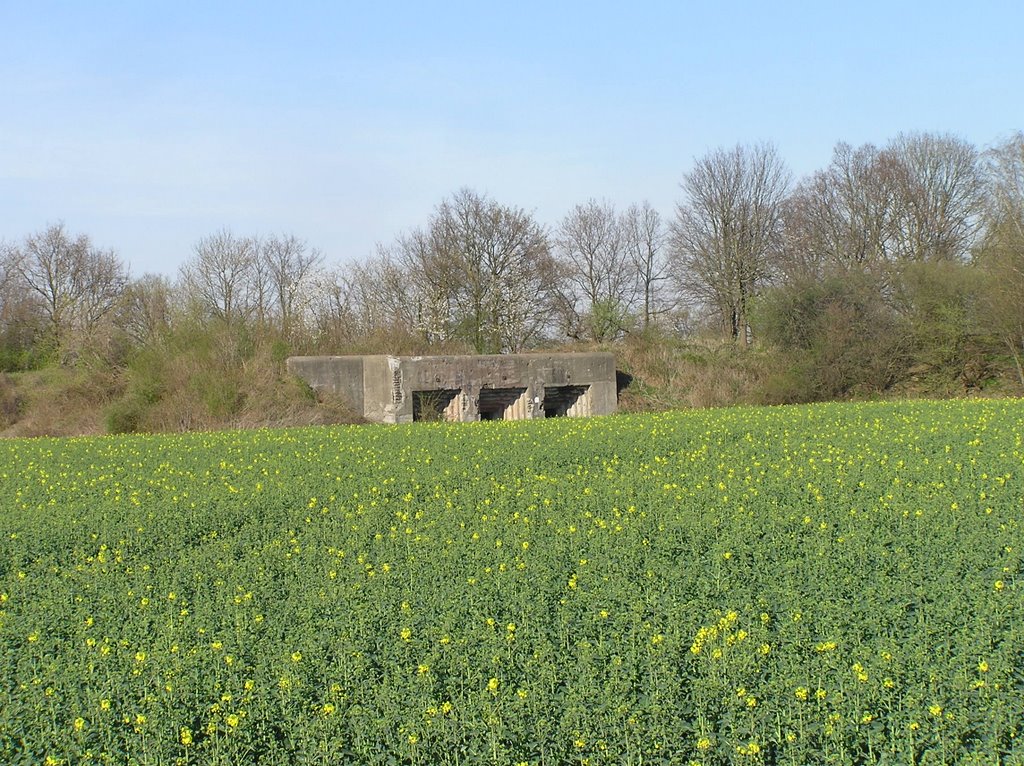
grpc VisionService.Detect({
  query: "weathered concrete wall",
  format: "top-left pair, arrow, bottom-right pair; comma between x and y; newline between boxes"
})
287,352 -> 617,424
286,356 -> 365,416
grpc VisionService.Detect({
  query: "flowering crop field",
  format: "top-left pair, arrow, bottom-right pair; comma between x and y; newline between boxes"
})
1,400 -> 1022,766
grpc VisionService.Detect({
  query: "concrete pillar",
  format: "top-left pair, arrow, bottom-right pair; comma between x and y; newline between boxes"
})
444,393 -> 462,422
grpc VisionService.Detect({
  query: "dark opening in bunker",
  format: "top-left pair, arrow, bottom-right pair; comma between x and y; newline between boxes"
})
542,385 -> 591,417
477,387 -> 527,421
412,389 -> 460,422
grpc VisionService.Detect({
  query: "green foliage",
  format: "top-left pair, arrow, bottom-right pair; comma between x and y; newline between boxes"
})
756,272 -> 908,401
104,396 -> 145,435
0,328 -> 55,373
588,296 -> 633,343
269,338 -> 290,367
1,401 -> 1022,764
899,260 -> 984,376
190,369 -> 244,418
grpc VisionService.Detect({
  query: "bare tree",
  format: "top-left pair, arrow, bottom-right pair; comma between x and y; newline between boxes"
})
124,273 -> 175,346
306,264 -> 358,348
392,188 -> 556,353
985,131 -> 1024,244
780,142 -> 900,280
0,241 -> 46,367
622,201 -> 672,330
555,199 -> 637,341
670,144 -> 790,343
0,240 -> 14,292
888,132 -> 985,263
13,223 -> 129,353
390,227 -> 459,345
977,133 -> 1024,384
310,253 -> 421,347
260,234 -> 324,339
179,229 -> 258,326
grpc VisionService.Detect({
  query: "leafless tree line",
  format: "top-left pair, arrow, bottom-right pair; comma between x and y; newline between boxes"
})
1,131 -> 1022,373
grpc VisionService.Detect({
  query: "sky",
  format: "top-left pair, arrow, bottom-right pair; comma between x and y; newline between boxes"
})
2,1 -> 1022,276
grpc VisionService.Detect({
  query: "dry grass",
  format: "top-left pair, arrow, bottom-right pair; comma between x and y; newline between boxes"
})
1,365 -> 124,437
613,332 -> 772,412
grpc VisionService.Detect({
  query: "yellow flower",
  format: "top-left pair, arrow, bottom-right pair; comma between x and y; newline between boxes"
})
795,686 -> 809,701
929,704 -> 943,717
73,717 -> 85,732
417,664 -> 430,676
226,713 -> 240,727
696,736 -> 712,751
180,727 -> 193,745
400,627 -> 412,641
487,677 -> 499,694
99,699 -> 111,711
978,660 -> 989,673
291,651 -> 302,663
994,580 -> 1005,591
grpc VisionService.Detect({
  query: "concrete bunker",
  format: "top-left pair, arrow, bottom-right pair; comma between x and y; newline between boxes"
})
286,352 -> 617,424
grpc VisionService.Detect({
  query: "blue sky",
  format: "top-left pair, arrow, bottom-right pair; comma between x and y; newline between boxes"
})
2,1 -> 1022,276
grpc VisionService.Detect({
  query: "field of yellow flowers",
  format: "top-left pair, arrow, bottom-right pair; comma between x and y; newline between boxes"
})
1,399 -> 1022,765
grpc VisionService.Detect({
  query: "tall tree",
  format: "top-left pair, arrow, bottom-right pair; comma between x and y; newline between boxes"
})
622,201 -> 672,330
0,240 -> 46,369
555,200 -> 637,342
13,223 -> 128,354
671,143 -> 790,343
124,274 -> 175,346
976,132 -> 1024,384
392,188 -> 556,353
261,234 -> 324,340
179,229 -> 258,326
780,142 -> 900,280
888,132 -> 985,264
